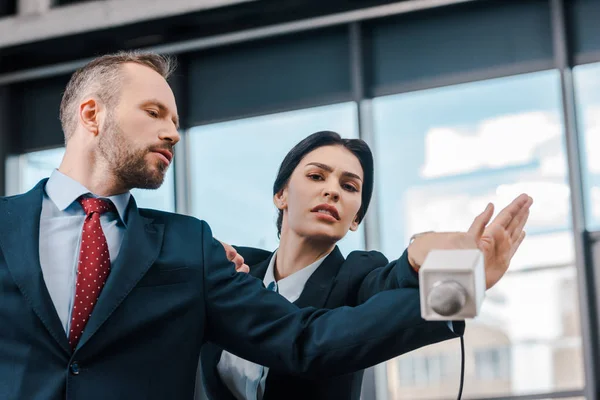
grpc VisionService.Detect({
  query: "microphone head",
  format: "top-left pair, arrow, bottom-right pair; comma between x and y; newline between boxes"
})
419,249 -> 485,320
427,280 -> 468,317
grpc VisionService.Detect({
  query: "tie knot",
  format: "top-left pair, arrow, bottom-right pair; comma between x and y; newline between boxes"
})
77,197 -> 116,216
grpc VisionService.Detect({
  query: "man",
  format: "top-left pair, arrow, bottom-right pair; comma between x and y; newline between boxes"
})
0,51 -> 531,400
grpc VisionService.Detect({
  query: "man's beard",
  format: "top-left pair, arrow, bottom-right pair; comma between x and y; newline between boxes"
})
98,116 -> 172,190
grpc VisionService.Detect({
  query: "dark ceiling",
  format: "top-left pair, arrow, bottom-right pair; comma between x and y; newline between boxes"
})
0,0 -> 407,74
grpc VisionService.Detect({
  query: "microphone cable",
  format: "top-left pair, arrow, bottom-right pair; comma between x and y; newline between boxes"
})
457,335 -> 465,400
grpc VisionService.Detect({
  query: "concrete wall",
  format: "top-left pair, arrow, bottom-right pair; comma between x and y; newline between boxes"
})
0,0 -> 256,49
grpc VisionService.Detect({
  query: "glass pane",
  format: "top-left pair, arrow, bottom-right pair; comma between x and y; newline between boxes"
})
130,167 -> 175,212
372,70 -> 585,398
7,147 -> 175,212
20,147 -> 66,192
187,102 -> 364,255
574,61 -> 600,230
387,266 -> 584,399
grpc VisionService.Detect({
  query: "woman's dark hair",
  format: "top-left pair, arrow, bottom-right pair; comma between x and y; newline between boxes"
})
273,130 -> 374,238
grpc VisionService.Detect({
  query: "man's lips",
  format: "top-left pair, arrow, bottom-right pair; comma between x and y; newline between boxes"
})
151,149 -> 173,165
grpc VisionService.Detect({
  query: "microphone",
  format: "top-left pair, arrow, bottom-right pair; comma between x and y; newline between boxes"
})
419,249 -> 485,321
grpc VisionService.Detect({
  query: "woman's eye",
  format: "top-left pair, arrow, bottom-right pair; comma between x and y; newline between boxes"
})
343,184 -> 358,192
147,110 -> 159,118
308,174 -> 323,181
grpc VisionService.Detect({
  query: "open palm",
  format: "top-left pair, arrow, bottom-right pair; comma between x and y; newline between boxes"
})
467,194 -> 533,289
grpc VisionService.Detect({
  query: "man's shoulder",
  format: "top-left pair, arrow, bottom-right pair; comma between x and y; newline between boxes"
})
138,208 -> 211,233
0,179 -> 48,203
0,193 -> 21,202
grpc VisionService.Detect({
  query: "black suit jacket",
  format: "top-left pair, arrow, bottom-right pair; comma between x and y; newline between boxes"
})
200,246 -> 465,400
0,180 -> 462,400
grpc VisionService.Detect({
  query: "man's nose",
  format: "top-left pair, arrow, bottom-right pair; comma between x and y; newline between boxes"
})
160,127 -> 180,145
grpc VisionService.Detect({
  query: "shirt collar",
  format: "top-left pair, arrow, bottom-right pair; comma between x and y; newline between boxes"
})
45,169 -> 131,225
263,249 -> 332,300
263,251 -> 278,289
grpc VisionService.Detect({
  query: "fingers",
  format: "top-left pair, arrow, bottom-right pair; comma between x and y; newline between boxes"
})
218,240 -> 237,261
507,206 -> 531,242
232,253 -> 250,273
509,231 -> 527,259
231,253 -> 245,269
236,264 -> 250,274
467,203 -> 494,238
218,239 -> 249,273
492,193 -> 531,229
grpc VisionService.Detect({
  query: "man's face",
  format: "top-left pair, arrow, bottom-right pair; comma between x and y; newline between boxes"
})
98,63 -> 180,190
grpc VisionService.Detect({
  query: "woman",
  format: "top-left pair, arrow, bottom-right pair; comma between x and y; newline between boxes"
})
200,131 -> 531,400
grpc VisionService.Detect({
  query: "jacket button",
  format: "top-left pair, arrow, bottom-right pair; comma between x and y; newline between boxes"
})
70,362 -> 80,375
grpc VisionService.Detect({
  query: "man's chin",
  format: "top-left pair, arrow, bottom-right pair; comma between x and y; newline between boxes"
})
139,181 -> 163,190
140,174 -> 165,190
120,170 -> 165,190
140,164 -> 168,189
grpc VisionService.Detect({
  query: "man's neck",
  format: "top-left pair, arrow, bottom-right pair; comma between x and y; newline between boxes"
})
59,151 -> 127,197
275,229 -> 335,281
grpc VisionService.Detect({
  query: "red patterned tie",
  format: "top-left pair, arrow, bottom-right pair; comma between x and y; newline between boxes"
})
68,197 -> 116,350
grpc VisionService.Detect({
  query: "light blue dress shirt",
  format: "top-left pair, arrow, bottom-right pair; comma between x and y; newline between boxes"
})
39,169 -> 130,334
216,250 -> 328,400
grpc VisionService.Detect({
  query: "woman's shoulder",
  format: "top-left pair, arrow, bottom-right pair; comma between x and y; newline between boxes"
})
232,245 -> 273,266
342,249 -> 390,274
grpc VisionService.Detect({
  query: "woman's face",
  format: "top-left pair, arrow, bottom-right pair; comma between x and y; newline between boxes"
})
275,145 -> 364,243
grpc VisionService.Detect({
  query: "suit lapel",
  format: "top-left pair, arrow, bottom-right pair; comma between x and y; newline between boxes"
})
293,246 -> 345,309
262,247 -> 345,399
249,256 -> 272,280
0,179 -> 71,354
76,199 -> 164,350
249,248 -> 344,308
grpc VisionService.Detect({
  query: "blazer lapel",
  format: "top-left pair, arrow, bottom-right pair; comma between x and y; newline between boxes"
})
249,248 -> 345,308
0,179 -> 71,355
76,198 -> 164,350
293,246 -> 345,309
249,256 -> 272,280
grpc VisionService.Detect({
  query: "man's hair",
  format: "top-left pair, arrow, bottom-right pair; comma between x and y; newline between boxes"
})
59,51 -> 176,141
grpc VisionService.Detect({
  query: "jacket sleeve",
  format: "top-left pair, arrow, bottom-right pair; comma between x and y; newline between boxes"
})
349,249 -> 420,306
201,221 -> 461,378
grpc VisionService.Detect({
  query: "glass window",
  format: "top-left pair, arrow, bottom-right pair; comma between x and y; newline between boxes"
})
187,102 -> 364,256
574,61 -> 600,230
475,347 -> 510,380
5,147 -> 175,212
372,70 -> 584,398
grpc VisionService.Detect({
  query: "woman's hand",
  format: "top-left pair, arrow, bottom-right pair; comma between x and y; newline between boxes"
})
408,193 -> 533,289
218,240 -> 250,273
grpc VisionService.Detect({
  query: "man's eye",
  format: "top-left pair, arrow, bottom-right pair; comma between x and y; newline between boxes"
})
147,110 -> 159,118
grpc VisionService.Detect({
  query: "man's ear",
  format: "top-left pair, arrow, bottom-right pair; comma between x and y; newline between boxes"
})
79,97 -> 102,136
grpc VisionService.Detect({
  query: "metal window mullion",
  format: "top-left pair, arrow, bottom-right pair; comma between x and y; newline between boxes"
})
349,21 -> 389,400
550,0 -> 599,399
